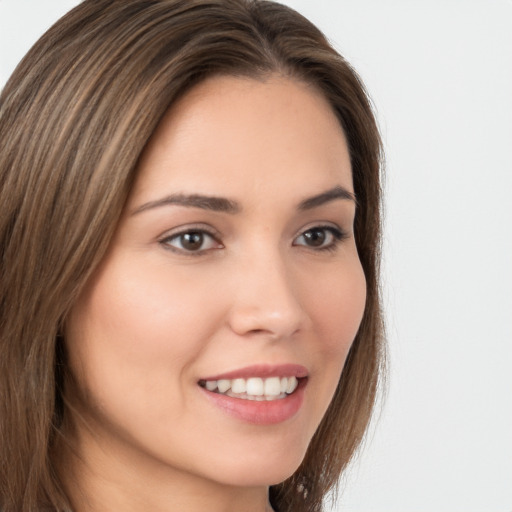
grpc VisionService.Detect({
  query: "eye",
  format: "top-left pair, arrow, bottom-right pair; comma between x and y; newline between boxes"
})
293,226 -> 346,251
160,229 -> 222,254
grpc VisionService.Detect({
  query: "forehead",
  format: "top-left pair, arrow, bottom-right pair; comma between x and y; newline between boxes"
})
130,74 -> 352,207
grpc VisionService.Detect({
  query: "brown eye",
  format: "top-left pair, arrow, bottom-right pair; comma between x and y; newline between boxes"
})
293,226 -> 346,251
302,228 -> 327,247
161,229 -> 221,254
180,232 -> 204,251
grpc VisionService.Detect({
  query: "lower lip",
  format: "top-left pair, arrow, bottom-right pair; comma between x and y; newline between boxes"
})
200,380 -> 306,425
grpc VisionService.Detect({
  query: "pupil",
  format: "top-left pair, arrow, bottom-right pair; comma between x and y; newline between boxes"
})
181,232 -> 203,250
305,229 -> 325,246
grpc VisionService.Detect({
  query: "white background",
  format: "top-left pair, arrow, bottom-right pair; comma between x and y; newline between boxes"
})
1,1 -> 511,511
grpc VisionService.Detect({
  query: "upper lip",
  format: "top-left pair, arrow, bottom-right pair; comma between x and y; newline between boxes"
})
200,364 -> 309,381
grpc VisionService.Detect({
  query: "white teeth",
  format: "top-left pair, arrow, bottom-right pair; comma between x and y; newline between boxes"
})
264,377 -> 281,397
202,376 -> 301,400
217,379 -> 231,393
231,378 -> 246,394
205,380 -> 217,391
246,377 -> 264,396
286,376 -> 298,394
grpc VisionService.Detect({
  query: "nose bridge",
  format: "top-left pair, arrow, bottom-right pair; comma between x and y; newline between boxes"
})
228,243 -> 305,339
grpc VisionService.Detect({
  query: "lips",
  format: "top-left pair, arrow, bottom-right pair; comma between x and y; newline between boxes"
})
200,363 -> 308,381
198,364 -> 308,425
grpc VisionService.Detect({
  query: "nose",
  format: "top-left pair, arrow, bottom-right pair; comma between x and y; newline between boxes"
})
227,251 -> 307,340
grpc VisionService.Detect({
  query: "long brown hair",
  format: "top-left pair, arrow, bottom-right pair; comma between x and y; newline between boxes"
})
0,1 -> 385,510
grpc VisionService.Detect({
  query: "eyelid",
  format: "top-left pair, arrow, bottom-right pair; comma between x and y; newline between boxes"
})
158,224 -> 223,255
294,221 -> 347,239
293,223 -> 349,251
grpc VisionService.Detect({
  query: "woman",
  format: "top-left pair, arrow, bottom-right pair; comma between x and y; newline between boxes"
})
0,1 -> 384,511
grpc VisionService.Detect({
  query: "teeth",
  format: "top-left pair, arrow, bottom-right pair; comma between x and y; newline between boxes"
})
217,379 -> 231,393
205,380 -> 217,391
246,377 -> 264,396
286,376 -> 298,394
264,377 -> 281,396
231,378 -> 246,394
201,376 -> 300,400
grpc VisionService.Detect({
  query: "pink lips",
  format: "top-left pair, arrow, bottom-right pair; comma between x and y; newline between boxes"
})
198,364 -> 308,425
200,363 -> 308,381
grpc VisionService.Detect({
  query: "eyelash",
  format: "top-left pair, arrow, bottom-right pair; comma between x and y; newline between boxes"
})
159,225 -> 348,256
159,226 -> 222,255
293,225 -> 348,253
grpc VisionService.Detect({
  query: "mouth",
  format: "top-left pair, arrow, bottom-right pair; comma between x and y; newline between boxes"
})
197,364 -> 308,424
198,376 -> 301,401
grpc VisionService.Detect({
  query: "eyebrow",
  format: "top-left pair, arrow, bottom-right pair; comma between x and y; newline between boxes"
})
132,193 -> 241,215
298,186 -> 357,210
131,185 -> 356,216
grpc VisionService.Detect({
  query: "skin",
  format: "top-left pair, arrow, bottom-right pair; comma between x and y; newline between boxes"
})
62,74 -> 367,512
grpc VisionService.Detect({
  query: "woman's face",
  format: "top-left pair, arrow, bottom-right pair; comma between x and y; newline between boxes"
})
65,75 -> 366,490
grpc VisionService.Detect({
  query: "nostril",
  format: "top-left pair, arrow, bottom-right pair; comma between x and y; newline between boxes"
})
247,329 -> 265,335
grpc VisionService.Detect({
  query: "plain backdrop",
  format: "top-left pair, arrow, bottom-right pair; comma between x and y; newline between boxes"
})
1,1 -> 511,511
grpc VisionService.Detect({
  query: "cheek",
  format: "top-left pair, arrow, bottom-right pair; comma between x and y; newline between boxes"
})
304,258 -> 367,412
63,254 -> 226,424
69,258 -> 220,364
310,260 -> 367,357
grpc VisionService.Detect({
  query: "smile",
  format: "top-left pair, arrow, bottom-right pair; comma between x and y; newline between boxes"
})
199,376 -> 299,401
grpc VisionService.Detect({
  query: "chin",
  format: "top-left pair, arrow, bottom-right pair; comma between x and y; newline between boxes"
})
200,438 -> 309,488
